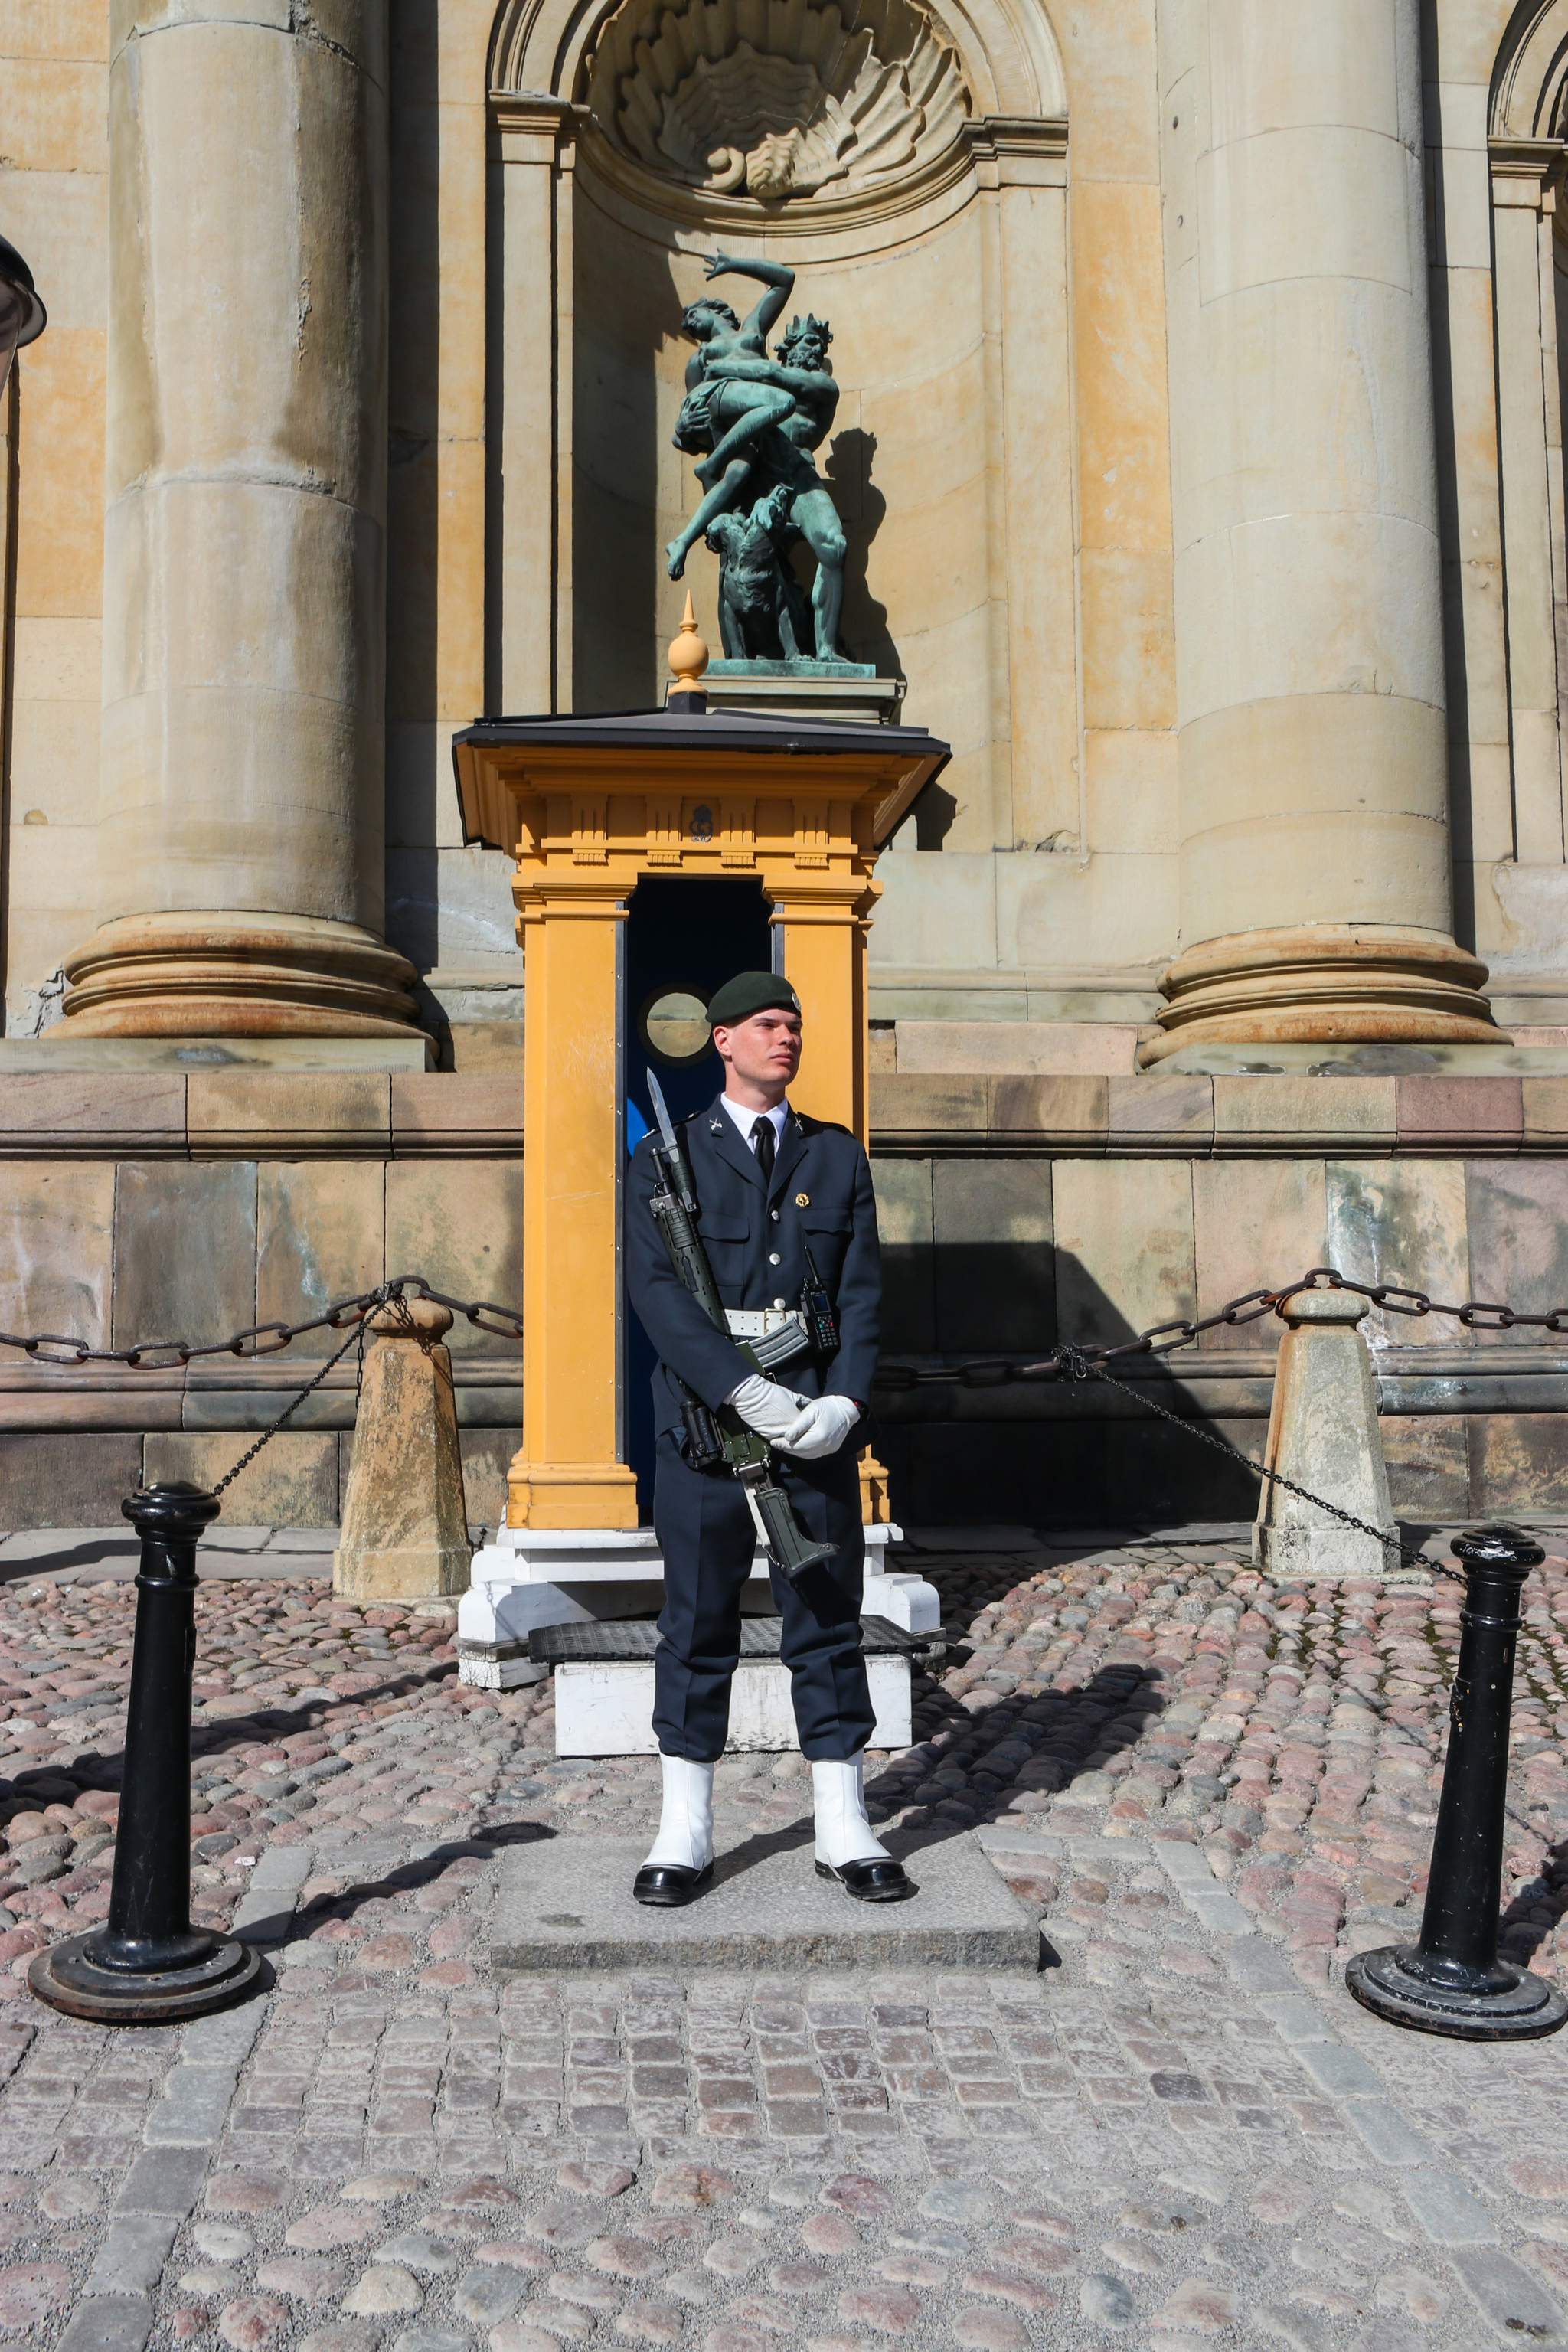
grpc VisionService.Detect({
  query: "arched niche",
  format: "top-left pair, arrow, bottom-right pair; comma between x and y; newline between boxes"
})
1486,0 -> 1568,961
1494,0 -> 1568,137
483,0 -> 1071,848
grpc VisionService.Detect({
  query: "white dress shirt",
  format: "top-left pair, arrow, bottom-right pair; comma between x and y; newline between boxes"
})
720,1095 -> 788,1154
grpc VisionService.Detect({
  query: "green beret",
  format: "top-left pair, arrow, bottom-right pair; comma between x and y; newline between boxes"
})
707,971 -> 802,1027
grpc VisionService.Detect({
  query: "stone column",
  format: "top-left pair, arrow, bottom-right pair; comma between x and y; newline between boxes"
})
60,0 -> 418,1039
492,97 -> 576,714
1148,0 -> 1496,1062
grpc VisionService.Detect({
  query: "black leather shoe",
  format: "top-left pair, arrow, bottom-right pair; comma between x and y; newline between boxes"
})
815,1857 -> 915,1903
633,1860 -> 713,1907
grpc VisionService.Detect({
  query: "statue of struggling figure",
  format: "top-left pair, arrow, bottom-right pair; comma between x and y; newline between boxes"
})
666,254 -> 851,665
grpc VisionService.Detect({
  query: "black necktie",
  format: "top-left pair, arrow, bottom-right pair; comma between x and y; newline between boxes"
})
751,1116 -> 776,1187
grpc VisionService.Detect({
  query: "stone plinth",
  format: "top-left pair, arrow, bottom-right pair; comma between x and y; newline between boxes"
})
1254,1286 -> 1403,1585
553,1654 -> 913,1752
697,663 -> 904,727
491,1831 -> 1040,1973
333,1300 -> 472,1601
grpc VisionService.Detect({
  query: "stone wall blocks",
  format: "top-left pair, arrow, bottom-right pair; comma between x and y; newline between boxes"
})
1523,1078 -> 1568,1150
0,1432 -> 144,1526
0,1160 -> 117,1360
143,1429 -> 339,1526
391,1073 -> 525,1155
1396,1074 -> 1524,1153
0,1366 -> 185,1434
187,1073 -> 390,1159
930,1158 -> 1054,1353
384,1159 -> 524,1350
256,1161 -> 385,1351
112,1161 -> 258,1355
1192,1159 -> 1328,1344
987,1074 -> 1108,1149
1107,1074 -> 1213,1154
1051,1158 -> 1197,1345
1326,1158 -> 1471,1343
868,1072 -> 987,1150
0,1075 -> 186,1158
1463,1158 -> 1568,1340
1214,1076 -> 1396,1155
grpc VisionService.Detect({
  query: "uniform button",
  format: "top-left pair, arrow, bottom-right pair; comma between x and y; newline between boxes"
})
769,1252 -> 781,1266
770,1208 -> 780,1221
773,1296 -> 786,1309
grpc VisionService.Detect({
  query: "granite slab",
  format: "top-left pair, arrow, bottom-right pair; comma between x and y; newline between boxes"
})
491,1831 -> 1040,1973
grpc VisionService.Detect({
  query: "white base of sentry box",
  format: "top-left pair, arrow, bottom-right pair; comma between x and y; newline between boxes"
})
553,1653 -> 913,1757
456,1519 -> 938,1706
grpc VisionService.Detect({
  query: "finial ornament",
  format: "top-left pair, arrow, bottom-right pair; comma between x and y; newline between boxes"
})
666,591 -> 710,710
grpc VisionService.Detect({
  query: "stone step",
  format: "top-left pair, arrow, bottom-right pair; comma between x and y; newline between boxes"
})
528,1610 -> 933,1665
491,1831 -> 1040,1973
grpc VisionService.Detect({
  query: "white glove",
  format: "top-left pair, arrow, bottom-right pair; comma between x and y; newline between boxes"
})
727,1373 -> 810,1442
779,1394 -> 861,1459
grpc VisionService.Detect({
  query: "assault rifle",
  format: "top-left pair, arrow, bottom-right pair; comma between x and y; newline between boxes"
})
644,1072 -> 836,1584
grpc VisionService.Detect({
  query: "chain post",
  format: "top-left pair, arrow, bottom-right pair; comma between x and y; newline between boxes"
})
28,1483 -> 264,2024
1346,1523 -> 1568,2040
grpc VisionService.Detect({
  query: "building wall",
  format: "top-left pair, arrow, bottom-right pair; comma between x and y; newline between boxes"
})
0,0 -> 108,1035
6,2 -> 1568,1037
4,1066 -> 1566,1535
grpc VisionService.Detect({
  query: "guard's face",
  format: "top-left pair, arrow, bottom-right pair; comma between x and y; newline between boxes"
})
714,1008 -> 802,1091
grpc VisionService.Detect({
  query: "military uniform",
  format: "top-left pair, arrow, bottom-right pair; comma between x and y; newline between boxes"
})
625,1094 -> 881,1762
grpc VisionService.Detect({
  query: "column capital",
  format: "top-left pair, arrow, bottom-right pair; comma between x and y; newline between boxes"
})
488,93 -> 583,166
966,114 -> 1068,189
1489,136 -> 1568,209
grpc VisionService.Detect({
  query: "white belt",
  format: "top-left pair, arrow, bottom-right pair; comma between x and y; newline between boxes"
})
726,1308 -> 806,1340
725,1305 -> 812,1371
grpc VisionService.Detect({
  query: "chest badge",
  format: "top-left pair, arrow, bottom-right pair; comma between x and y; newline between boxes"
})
795,1192 -> 809,1206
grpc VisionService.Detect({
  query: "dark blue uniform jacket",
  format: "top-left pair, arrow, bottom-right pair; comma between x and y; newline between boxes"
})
625,1095 -> 881,1442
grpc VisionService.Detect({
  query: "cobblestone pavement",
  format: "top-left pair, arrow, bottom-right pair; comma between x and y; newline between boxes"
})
2,1526 -> 1568,2349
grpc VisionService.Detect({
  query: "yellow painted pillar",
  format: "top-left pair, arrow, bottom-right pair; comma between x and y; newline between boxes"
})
508,868 -> 639,1530
769,881 -> 876,1140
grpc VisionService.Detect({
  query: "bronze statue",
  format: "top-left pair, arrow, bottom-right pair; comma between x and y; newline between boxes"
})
667,254 -> 851,665
704,485 -> 807,661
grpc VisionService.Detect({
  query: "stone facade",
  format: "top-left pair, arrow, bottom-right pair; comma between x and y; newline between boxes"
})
5,3 -> 1568,1524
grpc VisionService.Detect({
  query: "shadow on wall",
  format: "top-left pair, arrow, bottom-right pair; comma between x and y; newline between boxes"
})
824,426 -> 897,675
572,215 -> 668,710
384,0 -> 441,963
874,1221 -> 1263,1529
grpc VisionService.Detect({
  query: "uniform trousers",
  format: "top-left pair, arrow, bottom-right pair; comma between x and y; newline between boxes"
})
650,1429 -> 874,1763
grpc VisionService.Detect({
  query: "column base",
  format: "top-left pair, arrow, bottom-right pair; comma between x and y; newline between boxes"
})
1142,925 -> 1501,1067
505,1459 -> 642,1530
58,912 -> 422,1039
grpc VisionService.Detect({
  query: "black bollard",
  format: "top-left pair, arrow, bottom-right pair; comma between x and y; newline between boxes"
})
28,1483 -> 263,2024
1347,1522 -> 1568,2040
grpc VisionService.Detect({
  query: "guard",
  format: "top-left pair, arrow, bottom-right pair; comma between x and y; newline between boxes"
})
624,970 -> 913,1906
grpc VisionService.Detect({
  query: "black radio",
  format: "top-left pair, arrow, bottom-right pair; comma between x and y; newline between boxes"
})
800,1240 -> 840,1359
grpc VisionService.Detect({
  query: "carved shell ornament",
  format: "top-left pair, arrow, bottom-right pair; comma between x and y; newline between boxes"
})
588,0 -> 970,201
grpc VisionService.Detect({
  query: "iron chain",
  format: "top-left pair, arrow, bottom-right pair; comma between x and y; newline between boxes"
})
0,1266 -> 1553,1564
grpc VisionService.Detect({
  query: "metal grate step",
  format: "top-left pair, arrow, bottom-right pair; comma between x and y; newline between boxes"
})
529,1613 -> 929,1668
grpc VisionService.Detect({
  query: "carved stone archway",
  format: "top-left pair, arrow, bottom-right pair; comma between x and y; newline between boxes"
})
482,0 -> 1072,819
1488,0 -> 1568,978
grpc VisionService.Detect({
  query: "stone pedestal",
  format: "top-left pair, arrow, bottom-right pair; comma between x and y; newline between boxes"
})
333,1301 -> 472,1601
60,0 -> 420,1044
1254,1287 -> 1403,1585
697,664 -> 903,727
1149,0 -> 1497,1063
